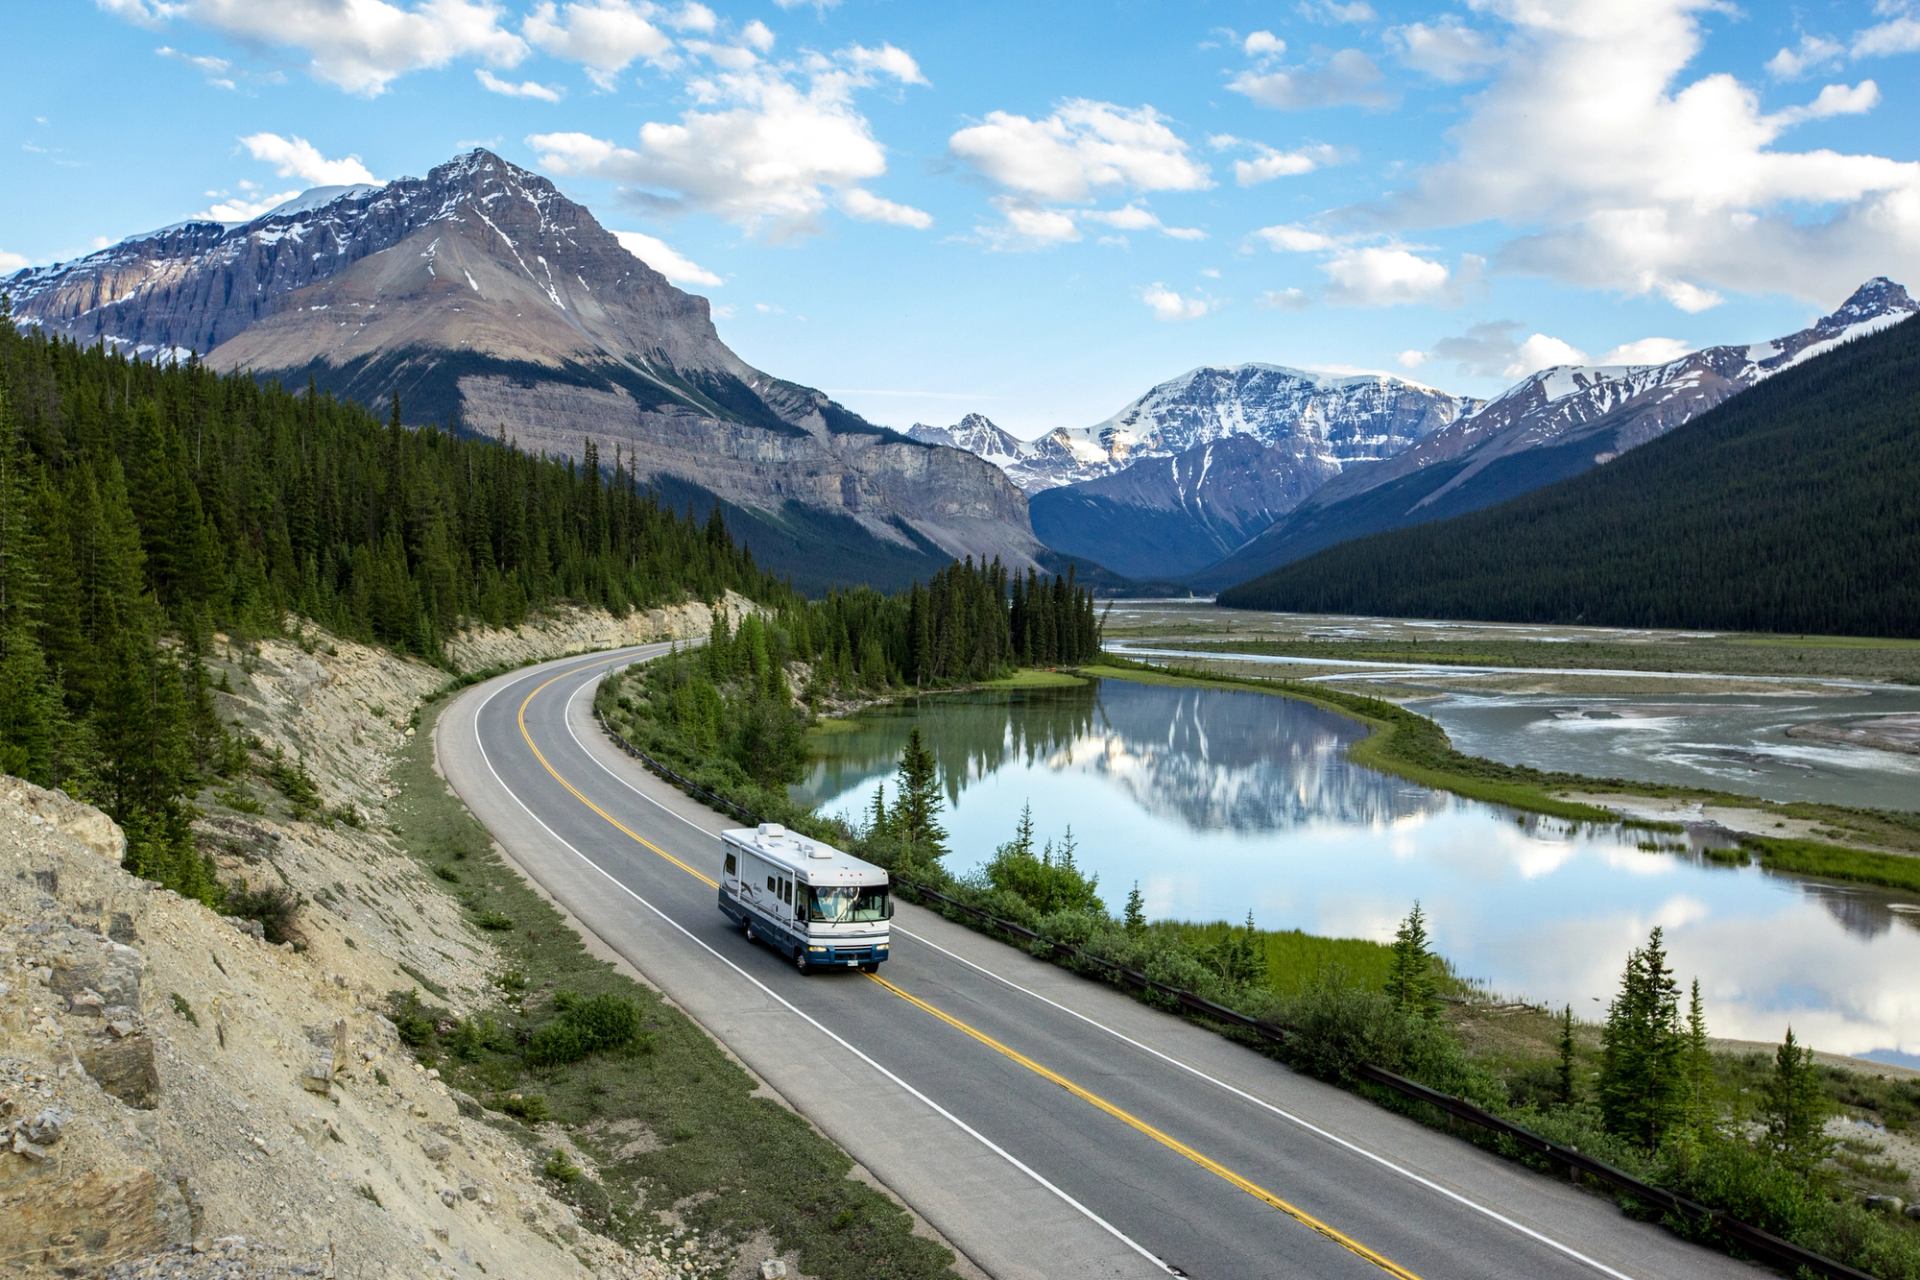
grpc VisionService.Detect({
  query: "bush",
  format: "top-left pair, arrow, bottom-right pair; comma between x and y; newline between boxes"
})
498,1093 -> 550,1122
390,990 -> 438,1049
524,992 -> 645,1068
224,878 -> 303,944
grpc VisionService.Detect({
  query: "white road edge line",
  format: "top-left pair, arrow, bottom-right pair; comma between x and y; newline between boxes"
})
560,662 -> 1639,1280
463,658 -> 1174,1277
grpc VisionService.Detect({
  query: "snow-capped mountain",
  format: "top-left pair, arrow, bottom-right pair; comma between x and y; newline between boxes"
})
1013,364 -> 1478,578
934,364 -> 1478,495
906,413 -> 1028,467
3,149 -> 1040,589
1196,277 -> 1919,588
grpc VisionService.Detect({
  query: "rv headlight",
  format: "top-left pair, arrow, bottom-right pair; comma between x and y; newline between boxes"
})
808,946 -> 826,952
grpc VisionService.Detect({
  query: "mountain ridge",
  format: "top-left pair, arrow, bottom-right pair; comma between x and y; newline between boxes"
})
3,149 -> 1041,591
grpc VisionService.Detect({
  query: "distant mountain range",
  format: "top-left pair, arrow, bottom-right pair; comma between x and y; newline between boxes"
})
1194,277 -> 1919,589
917,365 -> 1477,579
923,279 -> 1916,591
3,149 -> 1040,591
1217,298 -> 1920,638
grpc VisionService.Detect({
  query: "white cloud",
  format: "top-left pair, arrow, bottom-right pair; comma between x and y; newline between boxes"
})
949,100 -> 1210,203
1600,335 -> 1694,364
1322,245 -> 1454,305
476,67 -> 562,100
1765,33 -> 1843,80
671,3 -> 715,32
978,201 -> 1082,249
192,188 -> 301,221
1086,204 -> 1205,240
1394,0 -> 1920,309
527,45 -> 927,236
1396,348 -> 1427,369
1228,140 -> 1344,186
1243,30 -> 1284,58
839,187 -> 933,229
741,20 -> 774,52
844,43 -> 926,85
524,1 -> 671,89
1386,17 -> 1502,83
0,249 -> 32,272
1255,223 -> 1339,253
1258,287 -> 1310,310
1229,47 -> 1391,110
1768,80 -> 1880,127
1296,1 -> 1375,23
239,133 -> 377,186
1511,332 -> 1588,373
103,0 -> 528,96
611,228 -> 722,286
1429,321 -> 1587,378
1142,283 -> 1209,321
155,44 -> 235,89
1853,12 -> 1920,58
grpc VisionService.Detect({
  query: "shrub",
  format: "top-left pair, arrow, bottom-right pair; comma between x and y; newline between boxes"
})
499,1093 -> 550,1122
390,990 -> 438,1049
524,993 -> 645,1068
224,878 -> 303,944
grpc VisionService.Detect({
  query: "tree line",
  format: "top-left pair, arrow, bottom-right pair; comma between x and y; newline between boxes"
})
0,317 -> 781,902
1219,314 -> 1920,638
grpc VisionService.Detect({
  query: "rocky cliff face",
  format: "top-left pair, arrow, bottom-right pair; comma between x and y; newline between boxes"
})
4,150 -> 1039,585
1197,277 -> 1919,588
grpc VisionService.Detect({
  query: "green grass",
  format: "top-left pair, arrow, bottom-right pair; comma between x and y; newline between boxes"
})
1150,921 -> 1432,997
1743,837 -> 1920,895
1165,632 -> 1920,684
978,668 -> 1089,690
388,698 -> 960,1280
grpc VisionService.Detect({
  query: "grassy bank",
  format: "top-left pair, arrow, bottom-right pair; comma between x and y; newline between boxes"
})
1084,658 -> 1920,890
387,695 -> 959,1280
1160,632 -> 1920,685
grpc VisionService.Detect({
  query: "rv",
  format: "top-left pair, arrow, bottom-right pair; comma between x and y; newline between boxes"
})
718,824 -> 892,972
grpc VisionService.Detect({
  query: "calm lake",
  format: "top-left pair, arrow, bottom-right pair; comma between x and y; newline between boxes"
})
792,678 -> 1920,1067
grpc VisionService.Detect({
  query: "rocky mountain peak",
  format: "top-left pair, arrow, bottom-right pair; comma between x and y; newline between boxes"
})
1818,276 -> 1916,333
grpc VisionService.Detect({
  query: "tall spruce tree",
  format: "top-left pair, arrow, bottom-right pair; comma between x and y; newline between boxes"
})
1384,903 -> 1441,1020
1763,1027 -> 1831,1174
892,727 -> 947,860
1599,927 -> 1687,1149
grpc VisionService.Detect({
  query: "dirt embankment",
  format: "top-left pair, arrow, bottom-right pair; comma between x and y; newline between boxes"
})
0,602 -> 739,1279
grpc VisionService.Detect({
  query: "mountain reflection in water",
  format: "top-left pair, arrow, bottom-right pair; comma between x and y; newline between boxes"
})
792,679 -> 1920,1066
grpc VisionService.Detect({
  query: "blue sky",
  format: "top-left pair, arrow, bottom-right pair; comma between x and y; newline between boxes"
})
5,0 -> 1919,433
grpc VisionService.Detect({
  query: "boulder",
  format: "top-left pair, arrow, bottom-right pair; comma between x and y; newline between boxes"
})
1865,1194 -> 1906,1215
48,933 -> 144,1009
22,1108 -> 68,1145
79,1035 -> 161,1109
0,1164 -> 190,1271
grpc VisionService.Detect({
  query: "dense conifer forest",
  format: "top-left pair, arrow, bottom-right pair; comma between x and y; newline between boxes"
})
1218,315 -> 1920,637
0,316 -> 778,899
0,312 -> 1097,907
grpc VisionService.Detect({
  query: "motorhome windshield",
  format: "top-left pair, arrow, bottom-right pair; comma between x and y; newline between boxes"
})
805,884 -> 891,924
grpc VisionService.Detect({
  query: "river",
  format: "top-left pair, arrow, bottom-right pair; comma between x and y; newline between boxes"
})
792,677 -> 1920,1067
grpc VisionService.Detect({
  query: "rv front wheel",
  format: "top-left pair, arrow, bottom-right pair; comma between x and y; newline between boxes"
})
794,949 -> 809,974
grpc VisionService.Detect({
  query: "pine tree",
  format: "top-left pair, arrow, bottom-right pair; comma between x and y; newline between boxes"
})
1384,902 -> 1440,1020
1599,927 -> 1687,1149
892,727 -> 946,859
866,783 -> 890,838
1123,882 -> 1146,934
1763,1027 -> 1831,1174
1556,1004 -> 1577,1105
1684,979 -> 1713,1133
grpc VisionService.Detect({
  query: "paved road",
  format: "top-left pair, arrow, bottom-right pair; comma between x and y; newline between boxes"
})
438,646 -> 1763,1280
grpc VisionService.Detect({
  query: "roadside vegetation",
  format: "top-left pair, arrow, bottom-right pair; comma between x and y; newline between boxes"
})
384,697 -> 962,1280
603,645 -> 1920,1279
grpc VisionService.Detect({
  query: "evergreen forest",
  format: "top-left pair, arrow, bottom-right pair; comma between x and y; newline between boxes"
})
1218,314 -> 1920,637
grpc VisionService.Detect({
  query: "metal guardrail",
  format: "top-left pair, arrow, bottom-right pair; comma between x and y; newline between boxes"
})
592,704 -> 1875,1280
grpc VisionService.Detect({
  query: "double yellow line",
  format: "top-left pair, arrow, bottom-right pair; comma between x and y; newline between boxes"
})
511,661 -> 1422,1280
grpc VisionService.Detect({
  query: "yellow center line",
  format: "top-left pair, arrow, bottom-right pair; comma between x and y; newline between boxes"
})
514,662 -> 719,890
867,972 -> 1422,1280
510,659 -> 1422,1280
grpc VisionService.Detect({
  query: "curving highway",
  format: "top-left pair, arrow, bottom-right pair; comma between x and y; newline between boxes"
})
437,646 -> 1760,1280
